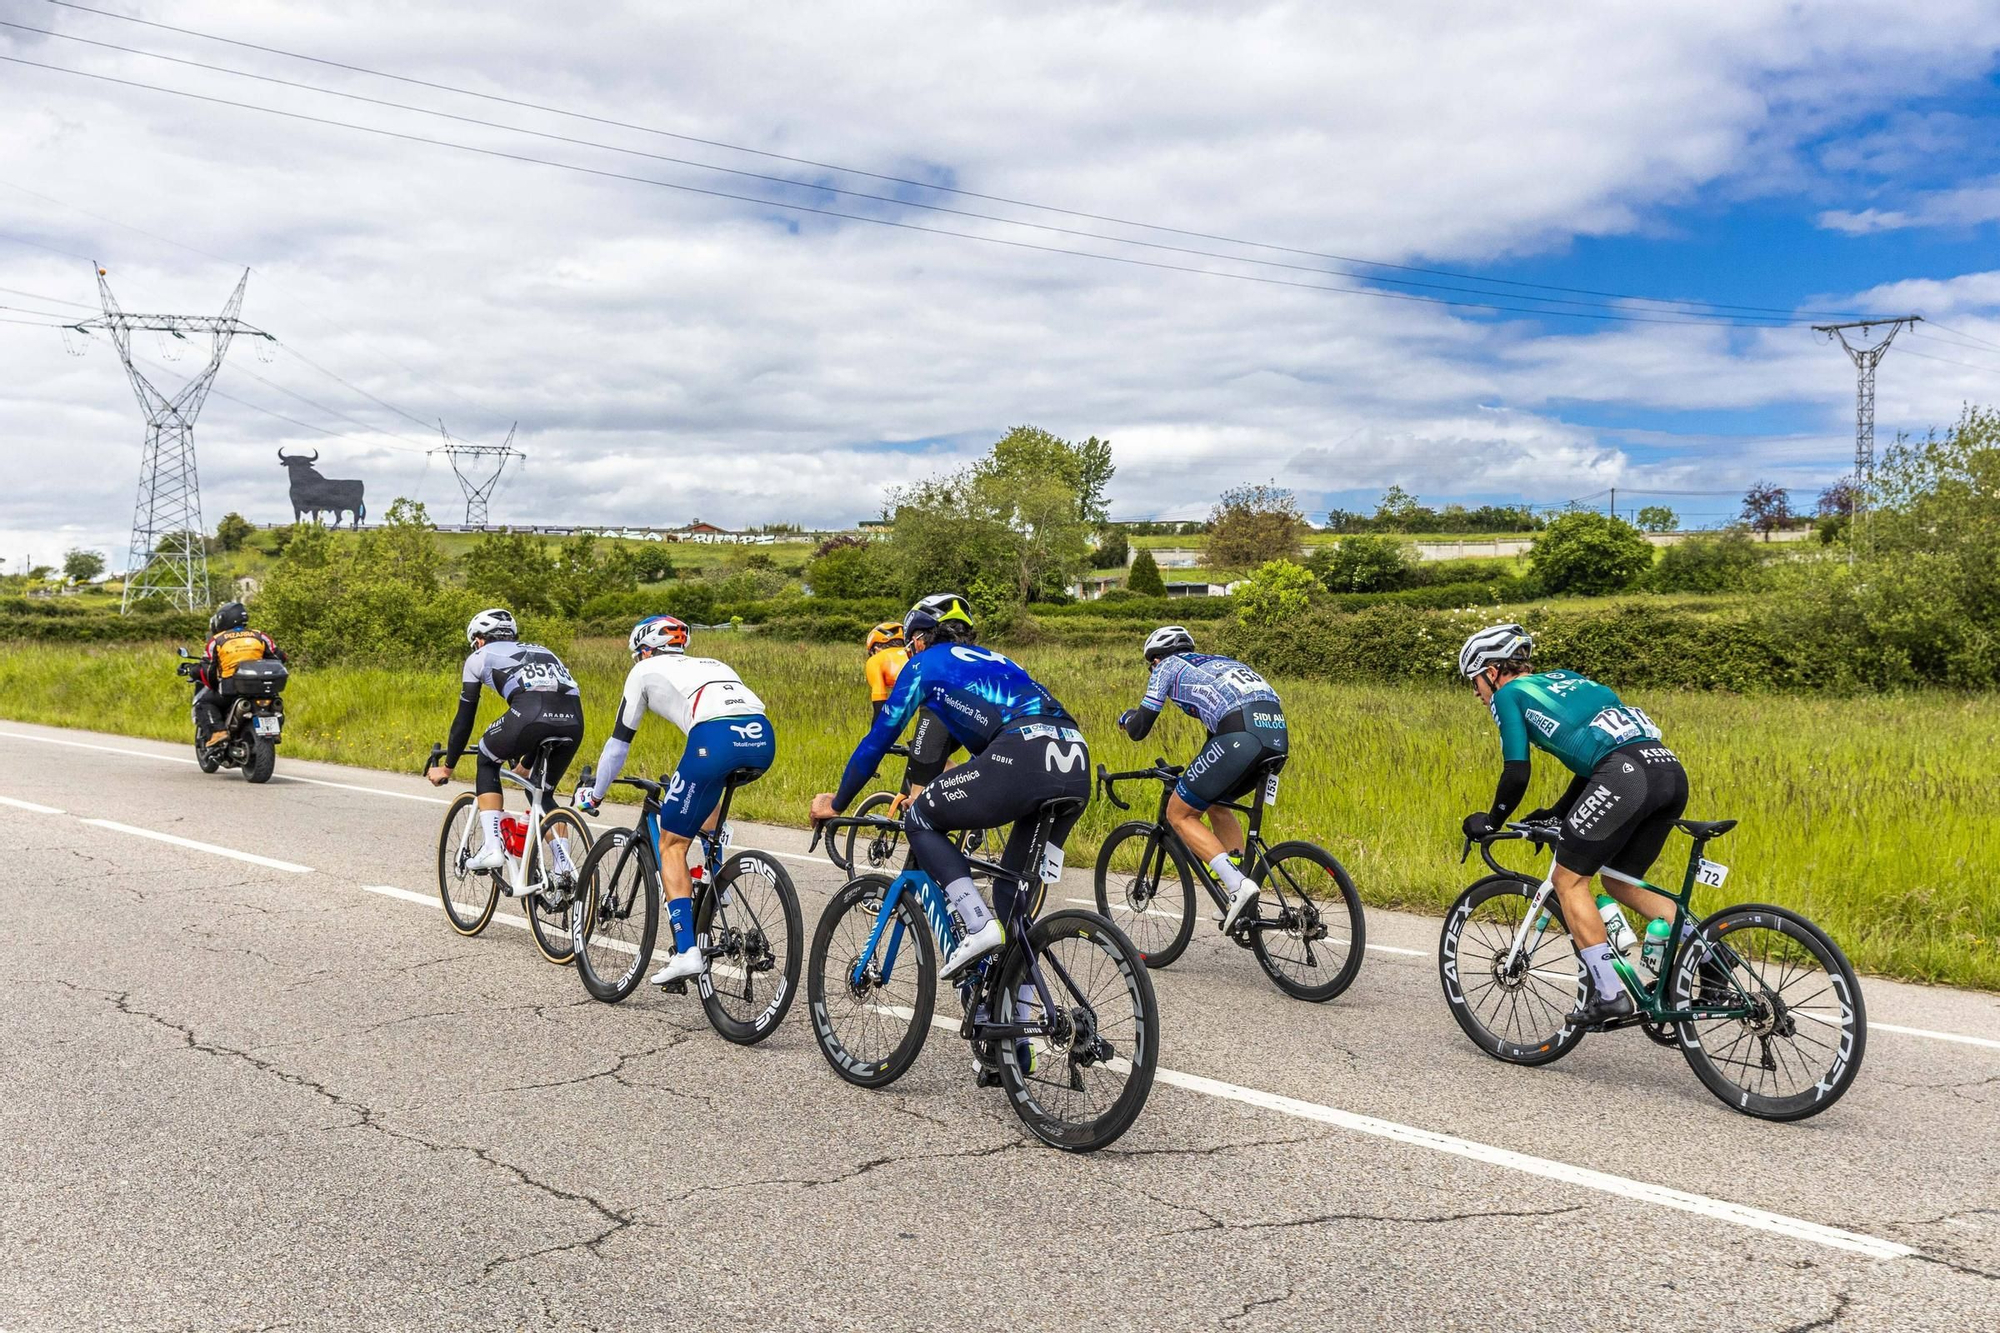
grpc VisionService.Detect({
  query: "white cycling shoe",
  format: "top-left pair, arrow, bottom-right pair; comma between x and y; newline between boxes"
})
1218,882 -> 1261,934
464,842 -> 507,872
651,949 -> 706,986
941,920 -> 1005,979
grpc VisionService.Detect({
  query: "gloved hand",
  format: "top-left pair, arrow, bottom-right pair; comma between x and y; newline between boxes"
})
575,785 -> 601,816
1521,807 -> 1558,824
1461,811 -> 1496,840
1117,708 -> 1138,730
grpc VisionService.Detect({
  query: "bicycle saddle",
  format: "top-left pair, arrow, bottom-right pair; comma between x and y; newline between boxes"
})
1675,818 -> 1737,839
723,765 -> 768,789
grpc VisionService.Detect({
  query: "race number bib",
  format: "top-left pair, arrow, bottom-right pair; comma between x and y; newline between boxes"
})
1263,771 -> 1281,806
1040,844 -> 1065,884
1695,858 -> 1729,889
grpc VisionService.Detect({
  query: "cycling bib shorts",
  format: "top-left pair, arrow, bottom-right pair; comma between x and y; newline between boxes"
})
1177,705 -> 1289,811
1556,744 -> 1688,880
476,693 -> 586,805
660,714 -> 777,837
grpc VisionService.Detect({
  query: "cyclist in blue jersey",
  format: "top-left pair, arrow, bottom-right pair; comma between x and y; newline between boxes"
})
809,593 -> 1090,979
1458,623 -> 1691,1027
1117,626 -> 1282,933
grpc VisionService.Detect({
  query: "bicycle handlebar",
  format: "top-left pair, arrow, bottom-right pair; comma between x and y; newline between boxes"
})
422,742 -> 444,775
1461,820 -> 1562,874
1095,759 -> 1184,812
807,813 -> 905,854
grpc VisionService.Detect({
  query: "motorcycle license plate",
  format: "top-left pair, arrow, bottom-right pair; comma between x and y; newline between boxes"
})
253,716 -> 281,737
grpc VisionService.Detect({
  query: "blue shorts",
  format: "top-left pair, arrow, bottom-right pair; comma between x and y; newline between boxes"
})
660,715 -> 776,836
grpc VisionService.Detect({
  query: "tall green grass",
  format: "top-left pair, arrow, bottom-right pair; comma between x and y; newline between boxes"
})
2,636 -> 1993,989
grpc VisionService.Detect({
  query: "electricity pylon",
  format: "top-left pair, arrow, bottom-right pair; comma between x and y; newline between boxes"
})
1812,315 -> 1919,538
73,265 -> 273,613
431,422 -> 523,527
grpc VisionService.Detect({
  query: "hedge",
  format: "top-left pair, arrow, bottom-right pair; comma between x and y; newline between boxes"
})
0,612 -> 209,644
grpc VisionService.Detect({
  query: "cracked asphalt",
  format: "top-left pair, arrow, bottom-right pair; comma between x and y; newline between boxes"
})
0,720 -> 1996,1331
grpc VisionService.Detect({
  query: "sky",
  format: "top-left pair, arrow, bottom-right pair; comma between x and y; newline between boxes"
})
3,0 -> 2000,571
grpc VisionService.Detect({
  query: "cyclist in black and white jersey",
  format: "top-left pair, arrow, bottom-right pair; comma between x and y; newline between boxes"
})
425,608 -> 585,878
1118,626 -> 1287,933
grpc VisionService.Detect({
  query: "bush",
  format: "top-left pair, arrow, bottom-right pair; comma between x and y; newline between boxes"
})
1646,529 -> 1766,593
215,513 -> 255,553
1128,548 -> 1166,597
631,544 -> 677,582
1235,560 -> 1320,629
1209,483 -> 1307,567
1090,527 -> 1130,570
806,539 -> 899,599
1310,535 -> 1413,592
1529,512 -> 1654,595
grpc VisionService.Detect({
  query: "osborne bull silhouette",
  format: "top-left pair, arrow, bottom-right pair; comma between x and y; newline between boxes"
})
277,449 -> 366,528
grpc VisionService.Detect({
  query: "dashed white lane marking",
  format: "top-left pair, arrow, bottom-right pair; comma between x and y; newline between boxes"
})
0,795 -> 65,814
77,819 -> 314,874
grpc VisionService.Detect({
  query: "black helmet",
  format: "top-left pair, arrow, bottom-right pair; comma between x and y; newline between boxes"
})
902,592 -> 975,645
210,601 -> 249,635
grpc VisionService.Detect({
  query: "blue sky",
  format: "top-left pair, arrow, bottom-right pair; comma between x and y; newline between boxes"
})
3,1 -> 2000,563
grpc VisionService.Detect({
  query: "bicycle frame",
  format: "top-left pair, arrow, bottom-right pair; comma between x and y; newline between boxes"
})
439,743 -> 569,897
1097,760 -> 1291,921
1480,825 -> 1758,1025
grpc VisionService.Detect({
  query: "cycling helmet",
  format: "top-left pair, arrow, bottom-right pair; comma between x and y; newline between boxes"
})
630,614 -> 690,658
1143,624 -> 1195,664
209,601 -> 249,635
466,608 -> 518,646
1458,623 -> 1533,678
902,592 -> 975,644
864,620 -> 905,655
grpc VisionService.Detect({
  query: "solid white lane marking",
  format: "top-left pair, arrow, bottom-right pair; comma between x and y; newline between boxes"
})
1867,1021 -> 2000,1053
1060,897 -> 1429,957
79,819 -> 314,874
0,795 -> 65,814
1150,1066 -> 1916,1259
274,774 -> 450,805
0,730 -> 195,765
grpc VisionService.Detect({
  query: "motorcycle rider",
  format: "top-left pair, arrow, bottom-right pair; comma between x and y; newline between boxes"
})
191,601 -> 285,750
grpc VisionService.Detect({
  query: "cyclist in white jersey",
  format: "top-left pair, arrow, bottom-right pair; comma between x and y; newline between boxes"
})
1117,626 -> 1288,933
576,615 -> 776,985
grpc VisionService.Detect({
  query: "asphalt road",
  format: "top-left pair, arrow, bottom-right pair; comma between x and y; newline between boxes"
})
0,719 -> 1995,1332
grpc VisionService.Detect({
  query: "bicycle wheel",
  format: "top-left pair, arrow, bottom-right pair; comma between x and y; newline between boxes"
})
1672,904 -> 1867,1121
806,873 -> 936,1088
996,909 -> 1159,1152
1246,841 -> 1366,1002
572,832 -> 660,1004
698,850 -> 803,1045
1439,874 -> 1586,1065
436,792 -> 499,937
523,809 -> 593,965
839,791 -> 905,876
1092,821 -> 1197,969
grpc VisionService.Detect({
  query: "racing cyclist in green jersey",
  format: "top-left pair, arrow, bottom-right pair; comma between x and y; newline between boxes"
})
1458,624 -> 1691,1028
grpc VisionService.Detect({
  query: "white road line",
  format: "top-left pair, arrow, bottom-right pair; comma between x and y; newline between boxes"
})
1058,897 -> 1429,958
78,819 -> 314,874
274,774 -> 450,805
1,730 -> 195,765
1149,1066 -> 1915,1259
1868,1021 -> 2000,1053
0,795 -> 65,814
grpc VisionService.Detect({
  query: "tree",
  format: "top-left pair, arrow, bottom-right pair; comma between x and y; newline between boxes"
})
891,429 -> 1097,604
1741,481 -> 1794,541
549,533 -> 635,617
806,538 -> 898,598
1208,483 -> 1306,567
631,544 -> 677,583
979,425 -> 1116,523
1309,535 -> 1412,592
1817,477 -> 1860,518
1646,528 -> 1763,592
463,529 -> 557,614
1235,560 -> 1320,628
61,548 -> 106,585
215,512 -> 255,552
1371,485 -> 1432,531
1128,547 -> 1166,596
1322,508 -> 1364,533
1528,512 -> 1654,595
1089,526 -> 1129,570
1635,505 -> 1678,533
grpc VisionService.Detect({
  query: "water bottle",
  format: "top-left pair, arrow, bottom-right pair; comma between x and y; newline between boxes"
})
1640,917 -> 1672,976
1596,894 -> 1637,955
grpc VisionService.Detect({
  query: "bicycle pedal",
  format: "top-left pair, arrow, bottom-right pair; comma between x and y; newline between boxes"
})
659,979 -> 689,995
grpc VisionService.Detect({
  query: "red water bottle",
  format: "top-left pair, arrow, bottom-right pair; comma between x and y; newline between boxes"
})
499,816 -> 526,858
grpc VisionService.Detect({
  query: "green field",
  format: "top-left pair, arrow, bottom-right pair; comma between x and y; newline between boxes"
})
1,635 -> 1994,990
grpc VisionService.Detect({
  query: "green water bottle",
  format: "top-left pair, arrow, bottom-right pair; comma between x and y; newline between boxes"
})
1596,894 -> 1638,954
1641,917 -> 1673,976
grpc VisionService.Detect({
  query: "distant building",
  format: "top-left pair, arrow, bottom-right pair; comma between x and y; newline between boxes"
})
1164,581 -> 1235,598
1071,575 -> 1122,600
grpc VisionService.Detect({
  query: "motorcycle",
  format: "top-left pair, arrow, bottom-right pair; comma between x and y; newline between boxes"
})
176,647 -> 288,784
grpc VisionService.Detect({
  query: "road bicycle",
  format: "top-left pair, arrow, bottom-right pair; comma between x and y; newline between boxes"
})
805,800 -> 1158,1151
824,742 -> 911,875
1440,817 -> 1866,1121
567,763 -> 801,1045
427,739 -> 593,965
1093,758 -> 1364,1002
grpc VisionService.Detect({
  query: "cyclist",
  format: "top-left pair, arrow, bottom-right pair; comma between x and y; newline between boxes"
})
1116,626 -> 1280,934
863,621 -> 908,718
575,616 -> 775,987
809,593 -> 1089,980
1458,623 -> 1689,1027
189,601 -> 286,750
424,609 -> 585,885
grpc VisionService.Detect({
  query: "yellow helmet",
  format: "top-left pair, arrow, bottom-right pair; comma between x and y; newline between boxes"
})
865,620 -> 905,654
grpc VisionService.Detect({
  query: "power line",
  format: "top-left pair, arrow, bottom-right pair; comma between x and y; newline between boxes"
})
41,0 -> 1860,322
1,53 -> 1820,329
1896,345 -> 1999,375
276,344 -> 439,432
1919,321 -> 2000,355
0,284 -> 96,308
0,18 -> 1828,325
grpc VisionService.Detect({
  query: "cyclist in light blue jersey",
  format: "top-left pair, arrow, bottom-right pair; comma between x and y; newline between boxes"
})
1117,626 -> 1283,933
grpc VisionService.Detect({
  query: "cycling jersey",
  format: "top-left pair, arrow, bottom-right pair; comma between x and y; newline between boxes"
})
834,643 -> 1072,811
1136,652 -> 1280,733
445,641 -> 579,767
1489,670 -> 1662,777
865,646 -> 908,706
585,654 -> 771,809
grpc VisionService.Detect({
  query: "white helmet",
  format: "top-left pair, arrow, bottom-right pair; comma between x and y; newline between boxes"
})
466,607 -> 517,646
1143,625 -> 1196,663
629,614 -> 690,658
1459,623 -> 1532,678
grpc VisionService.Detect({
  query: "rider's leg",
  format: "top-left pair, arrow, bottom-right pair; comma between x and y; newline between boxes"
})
1206,806 -> 1246,856
192,687 -> 227,747
465,748 -> 509,869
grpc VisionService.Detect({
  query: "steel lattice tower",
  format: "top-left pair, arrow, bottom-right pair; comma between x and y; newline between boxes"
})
1812,315 -> 1919,534
74,266 -> 273,612
431,422 -> 524,527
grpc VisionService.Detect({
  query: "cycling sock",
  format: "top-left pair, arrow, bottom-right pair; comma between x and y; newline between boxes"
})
1579,943 -> 1623,1000
942,876 -> 993,933
1209,852 -> 1247,893
479,809 -> 502,847
667,896 -> 696,955
1014,981 -> 1038,1019
548,838 -> 576,873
